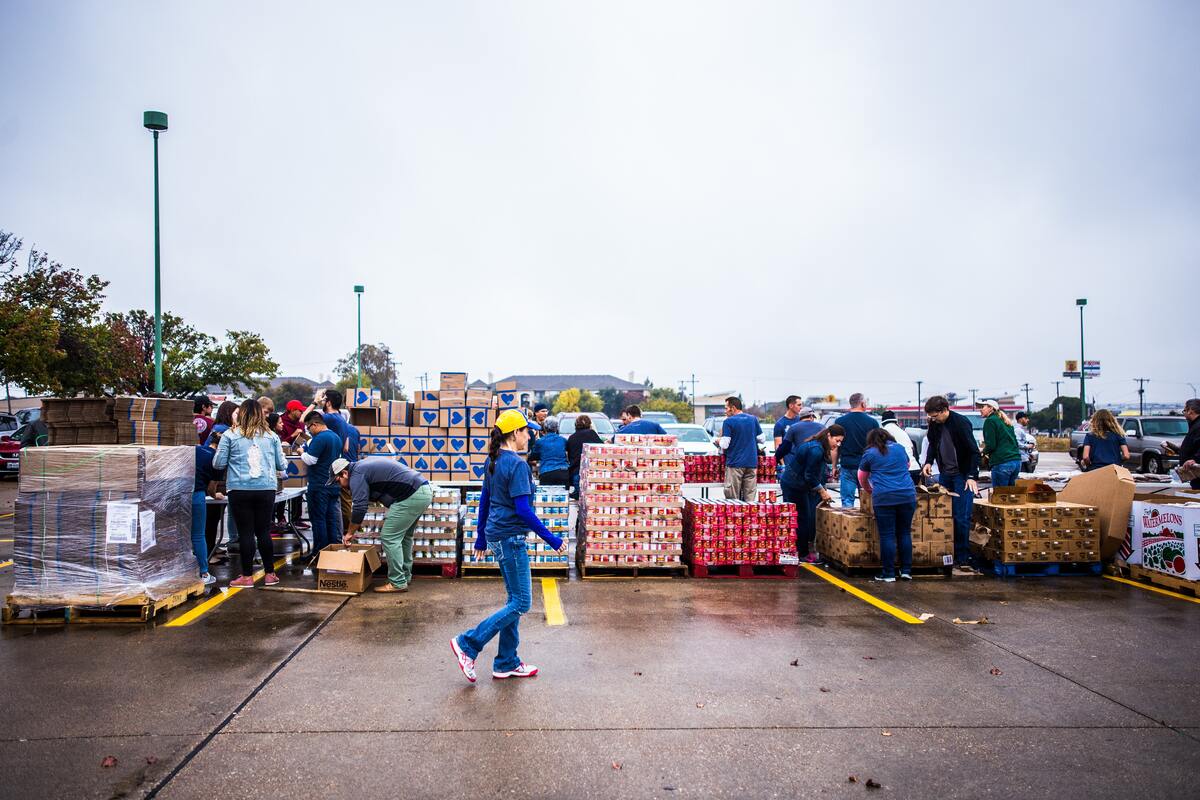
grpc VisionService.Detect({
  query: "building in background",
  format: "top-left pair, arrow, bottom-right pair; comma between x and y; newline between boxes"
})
489,374 -> 647,408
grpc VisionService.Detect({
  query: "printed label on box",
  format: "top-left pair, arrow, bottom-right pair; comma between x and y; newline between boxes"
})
105,502 -> 139,544
139,510 -> 156,553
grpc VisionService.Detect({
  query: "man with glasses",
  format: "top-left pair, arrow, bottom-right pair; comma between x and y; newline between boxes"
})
300,411 -> 345,557
1179,399 -> 1200,489
920,396 -> 981,575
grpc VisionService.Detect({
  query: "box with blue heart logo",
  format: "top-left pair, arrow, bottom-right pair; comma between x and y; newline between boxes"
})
495,390 -> 520,410
428,435 -> 448,454
409,436 -> 429,454
416,408 -> 440,427
440,408 -> 467,428
447,436 -> 468,454
390,433 -> 410,453
430,454 -> 451,473
468,434 -> 490,454
411,455 -> 431,472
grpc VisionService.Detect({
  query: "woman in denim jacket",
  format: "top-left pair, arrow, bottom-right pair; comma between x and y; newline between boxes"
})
213,398 -> 287,588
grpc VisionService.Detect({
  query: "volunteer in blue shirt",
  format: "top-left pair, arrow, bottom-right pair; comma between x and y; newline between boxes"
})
858,429 -> 918,582
834,393 -> 880,507
718,396 -> 763,501
301,412 -> 345,555
452,410 -> 564,684
774,407 -> 824,469
531,418 -> 571,486
1081,409 -> 1131,471
617,405 -> 668,435
772,395 -> 804,448
192,443 -> 218,585
781,424 -> 844,563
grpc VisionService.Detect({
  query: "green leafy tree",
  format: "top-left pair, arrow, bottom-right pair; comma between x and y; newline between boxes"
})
577,389 -> 603,413
1030,396 -> 1085,433
598,387 -> 624,418
552,388 -> 582,413
270,380 -> 321,410
643,386 -> 692,425
335,343 -> 405,400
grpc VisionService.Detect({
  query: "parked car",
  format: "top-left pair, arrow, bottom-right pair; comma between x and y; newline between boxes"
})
556,412 -> 617,442
662,424 -> 719,456
1069,415 -> 1187,474
0,436 -> 20,477
641,411 -> 678,426
0,413 -> 17,441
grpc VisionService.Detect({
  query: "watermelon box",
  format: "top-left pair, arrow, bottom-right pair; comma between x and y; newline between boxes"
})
1139,502 -> 1200,581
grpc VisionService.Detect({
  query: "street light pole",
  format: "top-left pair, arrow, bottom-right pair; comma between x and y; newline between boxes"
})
1077,298 -> 1088,421
1021,382 -> 1032,412
354,285 -> 365,389
1134,378 -> 1149,416
143,111 -> 168,393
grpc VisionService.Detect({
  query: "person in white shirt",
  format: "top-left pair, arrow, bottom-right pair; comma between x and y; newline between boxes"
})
880,411 -> 920,484
1014,412 -> 1037,472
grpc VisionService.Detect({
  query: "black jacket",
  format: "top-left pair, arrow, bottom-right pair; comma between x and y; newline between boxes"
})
566,429 -> 603,481
923,411 -> 980,479
1179,416 -> 1200,464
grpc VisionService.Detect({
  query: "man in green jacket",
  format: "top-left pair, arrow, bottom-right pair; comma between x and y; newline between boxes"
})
978,400 -> 1022,488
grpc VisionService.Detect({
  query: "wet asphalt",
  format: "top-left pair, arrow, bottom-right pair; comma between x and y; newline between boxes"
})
0,476 -> 1197,799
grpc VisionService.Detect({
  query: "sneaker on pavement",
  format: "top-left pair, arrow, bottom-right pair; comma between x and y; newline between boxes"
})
450,637 -> 477,683
229,575 -> 255,588
802,553 -> 820,564
953,564 -> 980,576
899,573 -> 913,581
201,573 -> 217,586
493,663 -> 539,679
263,573 -> 280,586
873,575 -> 896,583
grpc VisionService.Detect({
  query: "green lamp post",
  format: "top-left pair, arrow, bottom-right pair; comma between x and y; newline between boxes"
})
1076,298 -> 1087,422
354,285 -> 365,389
144,110 -> 168,394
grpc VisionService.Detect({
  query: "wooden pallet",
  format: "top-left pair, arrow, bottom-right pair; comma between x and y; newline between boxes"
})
412,561 -> 459,579
1128,565 -> 1200,597
579,563 -> 687,580
3,581 -> 208,625
987,560 -> 1102,578
688,563 -> 799,579
821,558 -> 953,578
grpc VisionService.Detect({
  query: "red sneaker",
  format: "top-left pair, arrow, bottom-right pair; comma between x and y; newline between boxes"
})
492,663 -> 539,679
263,573 -> 280,586
229,575 -> 255,588
450,638 -> 477,683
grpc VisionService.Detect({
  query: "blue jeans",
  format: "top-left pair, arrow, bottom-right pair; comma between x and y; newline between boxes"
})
190,490 -> 209,575
874,501 -> 915,578
457,536 -> 531,673
990,459 -> 1021,488
308,484 -> 343,551
839,467 -> 859,507
781,480 -> 819,556
938,473 -> 975,565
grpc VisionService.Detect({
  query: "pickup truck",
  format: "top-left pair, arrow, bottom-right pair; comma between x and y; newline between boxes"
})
1069,416 -> 1188,474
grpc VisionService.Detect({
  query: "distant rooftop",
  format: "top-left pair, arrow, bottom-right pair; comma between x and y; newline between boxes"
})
493,374 -> 646,393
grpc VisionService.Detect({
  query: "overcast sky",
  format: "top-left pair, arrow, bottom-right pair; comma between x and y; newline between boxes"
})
2,1 -> 1197,409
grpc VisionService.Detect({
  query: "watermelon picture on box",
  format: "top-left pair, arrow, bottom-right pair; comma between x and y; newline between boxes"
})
1138,503 -> 1200,581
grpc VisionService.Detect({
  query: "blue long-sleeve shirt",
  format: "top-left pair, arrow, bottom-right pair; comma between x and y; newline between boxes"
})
473,485 -> 562,551
781,440 -> 829,492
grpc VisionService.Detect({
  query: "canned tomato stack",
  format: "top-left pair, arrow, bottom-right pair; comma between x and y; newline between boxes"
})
757,455 -> 778,483
580,435 -> 686,568
683,499 -> 798,566
684,455 -> 724,483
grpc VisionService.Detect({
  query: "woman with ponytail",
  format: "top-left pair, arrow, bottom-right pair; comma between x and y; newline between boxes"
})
451,410 -> 565,683
780,424 -> 844,564
978,399 -> 1022,487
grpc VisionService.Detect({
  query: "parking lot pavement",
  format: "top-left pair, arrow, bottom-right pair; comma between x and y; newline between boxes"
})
2,513 -> 1197,800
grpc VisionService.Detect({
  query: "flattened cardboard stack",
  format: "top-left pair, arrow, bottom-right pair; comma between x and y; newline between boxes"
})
816,484 -> 956,569
41,398 -> 118,445
393,372 -> 495,483
464,486 -> 571,570
971,482 -> 1100,565
115,397 -> 196,445
579,434 -> 685,569
12,445 -> 198,607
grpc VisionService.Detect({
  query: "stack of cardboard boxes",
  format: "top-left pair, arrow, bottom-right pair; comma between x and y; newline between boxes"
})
41,397 -> 196,447
390,373 -> 498,483
463,486 -> 571,570
815,485 -> 956,570
971,483 -> 1100,567
41,398 -> 118,445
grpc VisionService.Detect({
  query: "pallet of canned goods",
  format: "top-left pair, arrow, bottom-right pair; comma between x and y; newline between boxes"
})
462,486 -> 571,576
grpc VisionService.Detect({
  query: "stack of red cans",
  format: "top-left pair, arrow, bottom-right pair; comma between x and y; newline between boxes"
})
683,499 -> 798,566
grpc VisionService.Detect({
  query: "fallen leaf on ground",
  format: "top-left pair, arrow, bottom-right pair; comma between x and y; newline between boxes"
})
862,656 -> 875,660
145,755 -> 158,765
505,732 -> 514,737
918,612 -> 934,621
866,779 -> 882,789
819,687 -> 831,693
611,761 -> 623,770
100,756 -> 118,768
633,672 -> 643,676
989,667 -> 1003,676
696,702 -> 706,709
848,776 -> 859,783
881,731 -> 893,737
953,617 -> 990,625
789,659 -> 800,667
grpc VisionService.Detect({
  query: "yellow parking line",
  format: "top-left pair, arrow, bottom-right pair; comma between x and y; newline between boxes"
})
541,578 -> 567,626
0,513 -> 13,519
0,538 -> 13,542
800,563 -> 925,624
1105,575 -> 1200,606
0,560 -> 12,569
165,555 -> 293,627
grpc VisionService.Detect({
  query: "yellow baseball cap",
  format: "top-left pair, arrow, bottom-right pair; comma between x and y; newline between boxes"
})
496,409 -> 541,434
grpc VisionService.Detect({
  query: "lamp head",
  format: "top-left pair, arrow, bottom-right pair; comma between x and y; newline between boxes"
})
143,111 -> 168,131
354,285 -> 365,294
1075,298 -> 1087,306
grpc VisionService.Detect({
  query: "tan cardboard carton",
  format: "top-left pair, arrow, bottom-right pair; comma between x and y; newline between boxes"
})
315,544 -> 382,593
1058,465 -> 1135,560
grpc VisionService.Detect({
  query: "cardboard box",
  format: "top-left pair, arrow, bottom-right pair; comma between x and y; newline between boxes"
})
916,484 -> 955,518
348,387 -> 381,408
439,391 -> 466,407
415,408 -> 441,427
466,407 -> 492,428
440,372 -> 468,390
467,389 -> 493,406
447,435 -> 468,455
391,433 -> 411,453
409,436 -> 429,454
430,454 -> 452,473
495,389 -> 520,409
410,455 -> 432,472
396,454 -> 412,469
384,401 -> 411,427
428,434 -> 448,454
468,434 -> 490,454
495,380 -> 518,392
1059,465 -> 1136,560
348,407 -> 378,428
450,455 -> 470,473
315,544 -> 382,593
468,461 -> 488,481
431,472 -> 453,483
440,408 -> 468,428
1138,501 -> 1200,580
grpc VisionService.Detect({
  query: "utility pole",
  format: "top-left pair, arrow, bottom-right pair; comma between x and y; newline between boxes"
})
916,380 -> 923,419
1077,298 -> 1088,420
1052,380 -> 1063,401
970,388 -> 979,406
1134,378 -> 1149,415
1021,383 -> 1032,412
690,374 -> 697,411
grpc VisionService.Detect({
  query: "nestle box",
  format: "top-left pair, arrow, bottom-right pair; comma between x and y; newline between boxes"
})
917,484 -> 955,519
467,389 -> 493,406
415,407 -> 441,427
428,434 -> 448,454
439,391 -> 466,407
315,544 -> 382,593
469,434 -> 490,454
447,435 -> 468,455
440,372 -> 468,390
495,389 -> 520,409
440,407 -> 468,428
348,407 -> 378,428
384,401 -> 411,427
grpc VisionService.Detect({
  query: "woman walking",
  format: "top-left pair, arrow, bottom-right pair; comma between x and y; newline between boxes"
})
979,399 -> 1022,487
777,424 -> 844,564
858,429 -> 918,582
1081,409 -> 1131,471
451,410 -> 564,683
213,398 -> 287,588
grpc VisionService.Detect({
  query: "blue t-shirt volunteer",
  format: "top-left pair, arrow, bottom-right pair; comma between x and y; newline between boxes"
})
483,450 -> 535,540
723,413 -> 762,469
834,411 -> 880,469
773,416 -> 800,441
533,433 -> 570,474
322,412 -> 352,461
619,419 -> 668,435
779,420 -> 824,465
306,428 -> 343,486
858,442 -> 917,507
1083,432 -> 1126,469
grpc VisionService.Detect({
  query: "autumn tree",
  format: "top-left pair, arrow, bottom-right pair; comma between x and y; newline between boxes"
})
335,343 -> 405,400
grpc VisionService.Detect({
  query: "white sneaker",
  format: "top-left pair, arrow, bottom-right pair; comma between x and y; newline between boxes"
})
201,573 -> 217,586
899,573 -> 913,581
873,575 -> 896,583
493,663 -> 539,680
450,637 -> 476,683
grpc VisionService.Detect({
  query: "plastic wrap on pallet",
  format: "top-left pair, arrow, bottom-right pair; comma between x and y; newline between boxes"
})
11,445 -> 198,608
